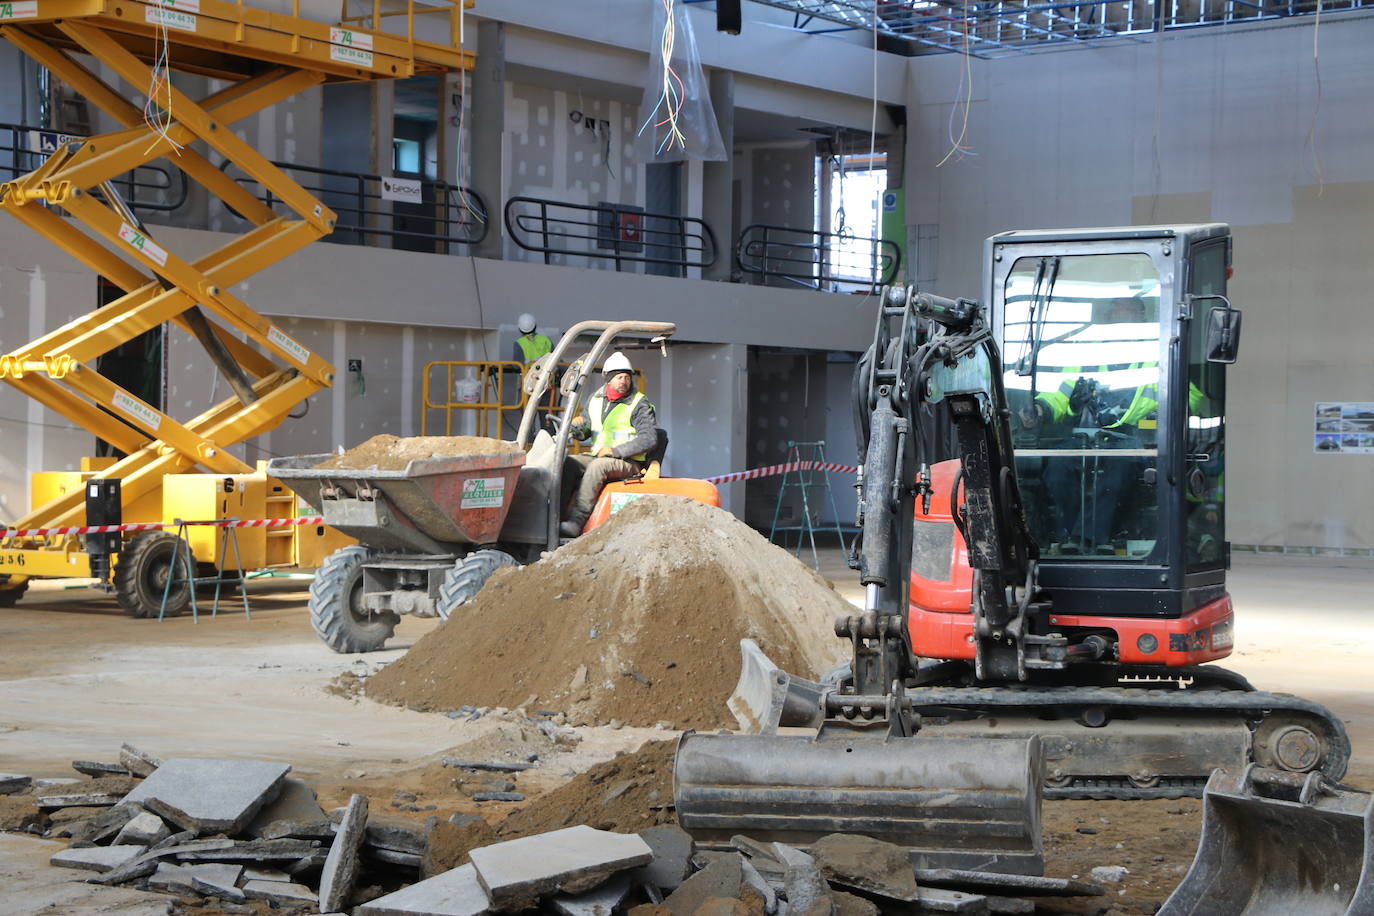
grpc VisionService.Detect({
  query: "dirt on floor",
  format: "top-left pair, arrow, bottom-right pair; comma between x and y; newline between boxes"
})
365,496 -> 851,729
312,434 -> 521,470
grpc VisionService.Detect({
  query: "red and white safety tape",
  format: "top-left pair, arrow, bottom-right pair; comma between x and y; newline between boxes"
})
1,516 -> 326,540
703,460 -> 858,485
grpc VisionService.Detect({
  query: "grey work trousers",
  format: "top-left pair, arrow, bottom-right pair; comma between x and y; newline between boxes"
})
567,454 -> 642,523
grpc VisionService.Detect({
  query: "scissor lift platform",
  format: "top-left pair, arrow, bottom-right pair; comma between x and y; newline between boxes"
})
0,0 -> 474,614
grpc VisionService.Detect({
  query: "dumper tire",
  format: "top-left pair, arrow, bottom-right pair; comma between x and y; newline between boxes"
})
0,576 -> 28,608
436,549 -> 519,621
310,545 -> 397,653
114,532 -> 195,618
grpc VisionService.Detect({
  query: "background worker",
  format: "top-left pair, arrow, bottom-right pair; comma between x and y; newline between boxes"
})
560,351 -> 656,537
511,313 -> 554,433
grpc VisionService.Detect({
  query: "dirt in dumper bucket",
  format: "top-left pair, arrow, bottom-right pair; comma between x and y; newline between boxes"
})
312,434 -> 521,471
365,496 -> 850,729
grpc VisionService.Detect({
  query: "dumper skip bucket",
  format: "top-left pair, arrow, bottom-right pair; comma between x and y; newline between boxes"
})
1159,765 -> 1374,915
268,451 -> 526,553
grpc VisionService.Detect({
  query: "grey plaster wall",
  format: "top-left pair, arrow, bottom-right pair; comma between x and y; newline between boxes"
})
502,80 -> 642,266
904,15 -> 1374,551
657,343 -> 748,514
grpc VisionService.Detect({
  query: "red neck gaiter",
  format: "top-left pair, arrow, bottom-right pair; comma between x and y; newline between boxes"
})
605,381 -> 628,402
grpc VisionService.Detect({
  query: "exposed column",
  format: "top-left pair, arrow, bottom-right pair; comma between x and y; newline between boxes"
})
471,20 -> 506,261
701,69 -> 734,283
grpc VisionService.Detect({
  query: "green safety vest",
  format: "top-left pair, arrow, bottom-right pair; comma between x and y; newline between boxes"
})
1034,366 -> 1203,428
589,391 -> 652,461
516,332 -> 552,365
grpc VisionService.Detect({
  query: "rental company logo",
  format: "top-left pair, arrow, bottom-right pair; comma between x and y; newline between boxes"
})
118,223 -> 169,267
461,478 -> 506,510
329,27 -> 374,67
0,2 -> 39,19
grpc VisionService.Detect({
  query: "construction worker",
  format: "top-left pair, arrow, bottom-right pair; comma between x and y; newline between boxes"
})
560,351 -> 656,537
513,313 -> 552,366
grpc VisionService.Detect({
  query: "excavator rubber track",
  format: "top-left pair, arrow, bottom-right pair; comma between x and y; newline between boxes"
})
907,683 -> 1351,800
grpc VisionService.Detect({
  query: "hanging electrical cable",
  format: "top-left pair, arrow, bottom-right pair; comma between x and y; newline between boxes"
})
936,0 -> 976,167
637,0 -> 688,155
143,13 -> 185,155
452,1 -> 485,225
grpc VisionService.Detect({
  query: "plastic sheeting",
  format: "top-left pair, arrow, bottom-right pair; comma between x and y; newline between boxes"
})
635,0 -> 726,163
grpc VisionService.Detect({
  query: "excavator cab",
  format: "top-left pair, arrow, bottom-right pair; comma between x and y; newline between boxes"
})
988,225 -> 1233,624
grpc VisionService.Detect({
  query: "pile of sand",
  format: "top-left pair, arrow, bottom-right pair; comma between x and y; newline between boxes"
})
365,496 -> 851,729
313,434 -> 520,471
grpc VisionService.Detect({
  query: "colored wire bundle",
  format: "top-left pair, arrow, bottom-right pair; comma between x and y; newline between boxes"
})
936,0 -> 976,167
144,13 -> 185,155
637,0 -> 688,156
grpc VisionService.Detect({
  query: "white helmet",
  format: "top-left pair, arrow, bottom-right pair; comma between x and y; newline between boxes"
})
602,351 -> 633,377
517,312 -> 537,334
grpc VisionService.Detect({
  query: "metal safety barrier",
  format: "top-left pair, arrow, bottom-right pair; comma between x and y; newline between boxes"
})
220,160 -> 488,252
504,196 -> 717,273
0,121 -> 188,213
736,223 -> 900,293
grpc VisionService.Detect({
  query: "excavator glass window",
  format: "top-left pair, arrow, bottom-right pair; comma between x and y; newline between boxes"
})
1186,241 -> 1228,570
1003,253 -> 1162,559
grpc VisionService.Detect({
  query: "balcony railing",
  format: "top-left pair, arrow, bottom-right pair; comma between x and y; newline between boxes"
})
220,160 -> 488,253
737,223 -> 900,293
504,197 -> 717,274
0,122 -> 188,213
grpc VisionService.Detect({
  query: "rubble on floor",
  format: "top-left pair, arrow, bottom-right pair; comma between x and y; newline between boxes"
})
2,742 -> 1113,915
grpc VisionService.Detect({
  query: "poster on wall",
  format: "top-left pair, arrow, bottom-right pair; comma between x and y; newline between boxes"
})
1314,402 -> 1374,453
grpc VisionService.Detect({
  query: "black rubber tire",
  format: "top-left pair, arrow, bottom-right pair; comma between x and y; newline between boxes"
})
436,549 -> 519,620
0,576 -> 28,608
309,545 -> 397,654
114,532 -> 194,618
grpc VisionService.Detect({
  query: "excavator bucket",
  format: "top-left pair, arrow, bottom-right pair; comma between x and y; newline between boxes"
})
676,641 -> 1046,875
1159,766 -> 1374,915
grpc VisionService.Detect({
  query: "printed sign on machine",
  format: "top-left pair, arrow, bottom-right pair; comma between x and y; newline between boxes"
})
329,27 -> 374,67
461,478 -> 506,510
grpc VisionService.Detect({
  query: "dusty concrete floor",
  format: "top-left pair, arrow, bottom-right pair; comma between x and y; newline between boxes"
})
0,551 -> 1370,914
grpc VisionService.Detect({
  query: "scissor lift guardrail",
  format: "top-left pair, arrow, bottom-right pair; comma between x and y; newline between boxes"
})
0,0 -> 474,593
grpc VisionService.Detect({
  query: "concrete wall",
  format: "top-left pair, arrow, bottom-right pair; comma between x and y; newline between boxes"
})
904,13 -> 1374,551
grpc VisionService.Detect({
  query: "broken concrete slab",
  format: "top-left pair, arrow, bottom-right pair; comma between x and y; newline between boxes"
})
738,857 -> 777,914
36,793 -> 125,809
783,861 -> 834,916
66,804 -> 139,844
915,887 -> 988,913
0,773 -> 32,795
244,777 -> 328,839
243,865 -> 292,883
122,758 -> 290,836
913,869 -> 1105,898
284,849 -> 330,875
356,863 -> 492,916
370,847 -> 424,868
146,861 -> 243,893
118,744 -> 163,778
49,844 -> 146,873
663,855 -> 743,916
442,759 -> 534,773
72,760 -> 131,778
985,896 -> 1034,914
242,879 -> 320,906
690,899 -> 749,916
319,793 -> 369,912
191,871 -> 247,903
113,810 -> 171,847
366,816 -> 430,854
550,874 -> 632,916
94,838 -> 237,885
174,838 -> 321,861
812,834 -> 919,903
32,777 -> 83,789
470,825 -> 653,911
633,825 -> 694,893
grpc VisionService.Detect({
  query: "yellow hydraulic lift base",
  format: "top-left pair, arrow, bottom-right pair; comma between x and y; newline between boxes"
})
0,0 -> 475,615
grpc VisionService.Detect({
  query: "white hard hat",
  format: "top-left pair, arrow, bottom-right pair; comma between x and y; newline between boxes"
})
517,312 -> 537,334
603,351 -> 633,377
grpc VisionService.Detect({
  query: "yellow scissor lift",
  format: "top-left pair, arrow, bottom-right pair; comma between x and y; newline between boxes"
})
0,0 -> 474,616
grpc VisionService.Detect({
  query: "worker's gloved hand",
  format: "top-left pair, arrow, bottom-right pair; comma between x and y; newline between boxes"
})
571,415 -> 585,426
596,447 -> 613,458
1018,405 -> 1042,429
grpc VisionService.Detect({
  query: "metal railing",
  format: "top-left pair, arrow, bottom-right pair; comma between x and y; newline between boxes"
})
504,196 -> 717,273
221,160 -> 488,252
736,223 -> 901,293
0,122 -> 188,213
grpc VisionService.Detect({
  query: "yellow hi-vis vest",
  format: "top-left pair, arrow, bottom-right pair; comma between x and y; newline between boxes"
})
516,332 -> 552,364
589,391 -> 651,461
